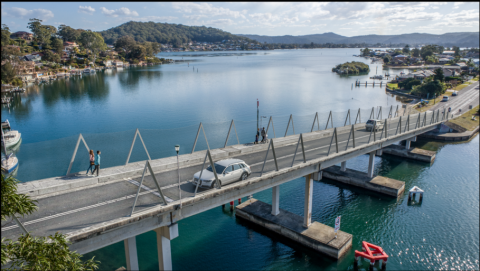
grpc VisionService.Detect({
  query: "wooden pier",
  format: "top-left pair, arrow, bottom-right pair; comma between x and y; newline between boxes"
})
355,81 -> 385,87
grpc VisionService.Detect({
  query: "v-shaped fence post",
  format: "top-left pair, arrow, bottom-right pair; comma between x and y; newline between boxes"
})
125,129 -> 152,166
191,122 -> 210,153
394,105 -> 399,117
266,116 -> 276,138
224,120 -> 240,148
206,150 -> 221,189
379,119 -> 387,140
414,113 -> 420,129
377,106 -> 382,120
291,134 -> 306,167
422,111 -> 427,127
325,111 -> 334,130
67,133 -> 90,175
369,107 -> 375,120
130,160 -> 168,216
193,151 -> 209,197
395,116 -> 402,135
311,112 -> 320,132
344,109 -> 351,126
345,124 -> 355,151
354,108 -> 361,124
404,114 -> 410,133
327,128 -> 339,156
261,139 -> 278,177
284,114 -> 295,137
388,105 -> 393,119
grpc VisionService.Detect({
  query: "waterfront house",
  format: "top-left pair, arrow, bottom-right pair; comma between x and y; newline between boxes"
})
24,54 -> 41,62
412,70 -> 434,81
439,58 -> 450,64
442,68 -> 457,77
112,60 -> 123,67
397,73 -> 415,81
394,55 -> 407,62
10,31 -> 33,41
443,50 -> 455,55
103,60 -> 113,67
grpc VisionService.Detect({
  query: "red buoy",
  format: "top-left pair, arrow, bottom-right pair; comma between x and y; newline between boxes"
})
354,241 -> 388,268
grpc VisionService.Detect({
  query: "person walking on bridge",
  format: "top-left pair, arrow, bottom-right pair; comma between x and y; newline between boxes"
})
92,150 -> 101,177
86,149 -> 95,176
261,127 -> 266,143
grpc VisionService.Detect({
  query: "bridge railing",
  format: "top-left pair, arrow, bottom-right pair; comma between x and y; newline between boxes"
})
15,105 -> 440,183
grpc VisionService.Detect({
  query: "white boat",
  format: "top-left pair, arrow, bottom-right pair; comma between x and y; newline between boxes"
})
3,130 -> 21,148
1,153 -> 18,174
1,120 -> 21,149
83,68 -> 96,74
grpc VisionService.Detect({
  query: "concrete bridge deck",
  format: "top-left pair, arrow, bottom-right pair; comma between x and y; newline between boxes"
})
2,110 -> 451,256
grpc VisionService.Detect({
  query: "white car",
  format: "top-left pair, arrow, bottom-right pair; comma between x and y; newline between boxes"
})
193,159 -> 251,188
365,119 -> 384,132
442,96 -> 449,102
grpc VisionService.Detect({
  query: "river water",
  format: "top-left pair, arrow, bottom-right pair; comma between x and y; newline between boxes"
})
1,49 -> 478,270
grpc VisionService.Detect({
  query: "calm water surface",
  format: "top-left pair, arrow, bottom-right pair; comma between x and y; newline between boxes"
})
1,49 -> 478,270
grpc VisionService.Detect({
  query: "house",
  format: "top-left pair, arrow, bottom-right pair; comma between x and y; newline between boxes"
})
394,54 -> 407,61
412,70 -> 435,81
439,58 -> 450,64
10,31 -> 33,41
112,60 -> 123,67
442,68 -> 457,77
24,54 -> 42,62
443,50 -> 455,55
103,60 -> 113,67
397,73 -> 415,81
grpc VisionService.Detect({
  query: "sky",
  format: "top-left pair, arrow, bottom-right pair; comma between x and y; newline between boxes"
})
1,2 -> 479,37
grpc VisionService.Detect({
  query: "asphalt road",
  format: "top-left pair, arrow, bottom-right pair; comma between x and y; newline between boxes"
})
432,81 -> 479,114
1,111 -> 437,241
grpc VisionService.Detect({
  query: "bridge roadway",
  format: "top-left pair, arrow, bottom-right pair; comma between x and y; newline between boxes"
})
2,110 -> 450,255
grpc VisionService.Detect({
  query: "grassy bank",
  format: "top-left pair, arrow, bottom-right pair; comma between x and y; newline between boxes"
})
415,92 -> 452,112
448,105 -> 480,131
387,83 -> 398,89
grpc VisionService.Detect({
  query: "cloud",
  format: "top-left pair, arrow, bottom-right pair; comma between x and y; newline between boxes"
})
454,2 -> 465,9
78,6 -> 95,15
172,2 -> 246,19
205,19 -> 235,26
100,7 -> 138,17
183,14 -> 208,20
2,7 -> 54,21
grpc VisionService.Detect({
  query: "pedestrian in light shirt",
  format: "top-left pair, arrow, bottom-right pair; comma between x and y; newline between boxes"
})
92,150 -> 101,176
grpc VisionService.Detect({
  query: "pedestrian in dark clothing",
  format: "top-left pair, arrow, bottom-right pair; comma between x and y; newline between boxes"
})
86,149 -> 95,175
255,134 -> 259,144
261,127 -> 266,143
92,150 -> 101,176
257,128 -> 260,138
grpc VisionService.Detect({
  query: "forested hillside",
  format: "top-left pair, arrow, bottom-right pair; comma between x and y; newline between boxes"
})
99,21 -> 254,45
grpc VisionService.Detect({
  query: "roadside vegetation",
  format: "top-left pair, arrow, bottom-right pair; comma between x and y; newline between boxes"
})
448,105 -> 480,131
1,174 -> 99,270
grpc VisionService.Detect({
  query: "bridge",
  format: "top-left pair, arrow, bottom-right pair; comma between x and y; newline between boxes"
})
2,107 -> 455,270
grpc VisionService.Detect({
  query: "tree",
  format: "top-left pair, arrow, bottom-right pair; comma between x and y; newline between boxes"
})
57,25 -> 81,42
412,48 -> 420,57
114,35 -> 136,53
383,54 -> 392,63
1,24 -> 11,47
1,174 -> 99,270
453,46 -> 460,56
51,38 -> 64,54
1,61 -> 17,84
433,68 -> 444,82
130,44 -> 146,60
42,50 -> 60,63
403,45 -> 410,54
414,80 -> 444,97
27,18 -> 42,39
79,31 -> 107,63
398,78 -> 421,90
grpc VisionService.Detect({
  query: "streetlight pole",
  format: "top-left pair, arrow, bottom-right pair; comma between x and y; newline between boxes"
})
175,144 -> 181,208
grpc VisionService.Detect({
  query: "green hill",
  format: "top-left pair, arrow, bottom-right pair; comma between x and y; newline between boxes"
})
99,21 -> 254,45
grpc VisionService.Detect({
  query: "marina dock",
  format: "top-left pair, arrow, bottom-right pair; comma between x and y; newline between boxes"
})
236,198 -> 353,259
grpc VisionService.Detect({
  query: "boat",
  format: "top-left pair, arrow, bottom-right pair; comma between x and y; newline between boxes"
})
83,68 -> 96,74
1,153 -> 18,175
1,120 -> 21,149
370,75 -> 384,79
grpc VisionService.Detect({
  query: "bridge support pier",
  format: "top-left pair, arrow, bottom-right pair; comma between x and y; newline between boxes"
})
154,223 -> 179,271
313,171 -> 322,181
272,186 -> 280,216
405,136 -> 416,150
340,161 -> 346,171
367,152 -> 375,178
376,149 -> 383,156
124,236 -> 139,271
303,173 -> 313,228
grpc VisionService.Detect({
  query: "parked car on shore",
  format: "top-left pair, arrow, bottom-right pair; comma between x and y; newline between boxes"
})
193,159 -> 251,188
366,119 -> 384,132
452,91 -> 458,96
442,96 -> 449,102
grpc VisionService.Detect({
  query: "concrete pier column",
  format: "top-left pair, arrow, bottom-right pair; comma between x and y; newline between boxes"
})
340,161 -> 347,171
154,223 -> 179,271
376,149 -> 383,156
303,173 -> 313,228
313,171 -> 322,181
405,140 -> 411,149
272,185 -> 280,216
124,236 -> 139,271
367,152 -> 375,178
